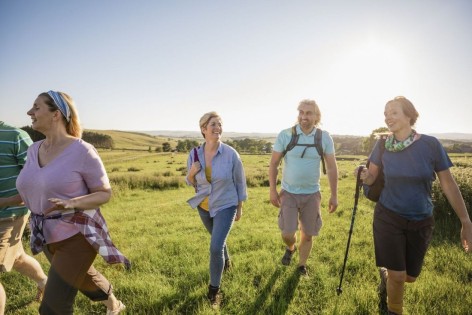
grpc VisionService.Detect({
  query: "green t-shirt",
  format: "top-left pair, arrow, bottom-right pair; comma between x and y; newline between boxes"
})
0,122 -> 32,218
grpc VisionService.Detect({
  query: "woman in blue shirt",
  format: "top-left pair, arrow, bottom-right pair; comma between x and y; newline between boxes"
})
360,96 -> 472,315
186,112 -> 247,309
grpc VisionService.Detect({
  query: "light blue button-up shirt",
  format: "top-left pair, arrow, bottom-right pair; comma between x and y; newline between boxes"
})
186,142 -> 247,217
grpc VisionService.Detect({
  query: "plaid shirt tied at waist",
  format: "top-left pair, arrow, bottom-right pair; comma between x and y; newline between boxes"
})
31,209 -> 131,270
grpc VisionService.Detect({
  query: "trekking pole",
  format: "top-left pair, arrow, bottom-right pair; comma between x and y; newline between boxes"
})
336,166 -> 364,295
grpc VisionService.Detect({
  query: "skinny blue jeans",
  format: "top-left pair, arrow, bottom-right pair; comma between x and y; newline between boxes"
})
197,205 -> 237,287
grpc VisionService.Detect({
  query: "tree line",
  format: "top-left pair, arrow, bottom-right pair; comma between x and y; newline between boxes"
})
21,127 -> 115,149
21,126 -> 472,154
167,139 -> 273,154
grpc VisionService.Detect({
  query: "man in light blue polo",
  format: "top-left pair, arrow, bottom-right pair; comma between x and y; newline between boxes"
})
269,99 -> 338,276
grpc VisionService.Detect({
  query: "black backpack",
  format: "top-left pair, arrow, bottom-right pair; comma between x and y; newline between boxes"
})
281,126 -> 326,174
363,138 -> 386,202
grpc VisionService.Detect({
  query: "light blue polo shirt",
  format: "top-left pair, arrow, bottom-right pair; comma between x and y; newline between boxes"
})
273,125 -> 335,194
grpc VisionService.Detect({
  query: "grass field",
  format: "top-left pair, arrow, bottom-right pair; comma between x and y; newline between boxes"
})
3,150 -> 472,314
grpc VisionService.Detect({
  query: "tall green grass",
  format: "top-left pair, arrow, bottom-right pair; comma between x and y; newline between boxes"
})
4,153 -> 471,314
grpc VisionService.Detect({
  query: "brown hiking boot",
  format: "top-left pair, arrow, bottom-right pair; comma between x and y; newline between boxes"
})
207,285 -> 221,309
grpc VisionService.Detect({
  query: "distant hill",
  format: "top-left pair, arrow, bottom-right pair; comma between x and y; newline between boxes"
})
429,133 -> 472,141
88,129 -> 176,150
143,130 -> 472,141
141,130 -> 278,139
85,129 -> 472,154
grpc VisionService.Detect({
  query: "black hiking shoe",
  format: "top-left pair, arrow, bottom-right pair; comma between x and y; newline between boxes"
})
207,285 -> 221,309
281,246 -> 296,266
378,267 -> 388,312
297,265 -> 308,276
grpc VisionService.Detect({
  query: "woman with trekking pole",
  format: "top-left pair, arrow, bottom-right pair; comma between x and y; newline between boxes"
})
359,96 -> 472,315
186,111 -> 247,309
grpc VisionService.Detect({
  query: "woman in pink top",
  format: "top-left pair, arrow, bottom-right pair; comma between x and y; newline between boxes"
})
16,91 -> 128,315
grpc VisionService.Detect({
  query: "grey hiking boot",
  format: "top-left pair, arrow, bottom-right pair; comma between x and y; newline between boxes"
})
106,301 -> 126,315
297,265 -> 308,276
281,246 -> 296,266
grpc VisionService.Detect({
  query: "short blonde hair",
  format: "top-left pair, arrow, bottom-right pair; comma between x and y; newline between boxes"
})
199,111 -> 221,138
40,92 -> 82,138
386,96 -> 419,126
298,99 -> 321,127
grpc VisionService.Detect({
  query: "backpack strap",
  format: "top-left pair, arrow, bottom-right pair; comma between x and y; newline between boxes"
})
376,137 -> 386,172
379,138 -> 386,160
191,147 -> 200,193
314,128 -> 326,174
193,147 -> 200,163
366,138 -> 386,168
280,126 -> 326,175
363,137 -> 387,201
281,126 -> 299,158
299,128 -> 325,174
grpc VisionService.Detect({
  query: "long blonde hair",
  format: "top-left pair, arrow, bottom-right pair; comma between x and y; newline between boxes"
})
39,92 -> 82,138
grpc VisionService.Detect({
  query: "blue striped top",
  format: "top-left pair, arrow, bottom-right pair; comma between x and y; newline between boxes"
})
0,122 -> 32,218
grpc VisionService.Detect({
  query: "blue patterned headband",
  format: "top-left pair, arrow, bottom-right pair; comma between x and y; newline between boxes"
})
47,90 -> 71,122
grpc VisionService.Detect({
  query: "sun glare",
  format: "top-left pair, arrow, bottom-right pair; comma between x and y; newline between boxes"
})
316,40 -> 410,135
329,41 -> 407,97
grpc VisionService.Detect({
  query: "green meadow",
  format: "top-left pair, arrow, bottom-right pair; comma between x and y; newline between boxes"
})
4,142 -> 472,314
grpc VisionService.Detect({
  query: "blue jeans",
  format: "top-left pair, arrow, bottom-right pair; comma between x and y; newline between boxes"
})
198,206 -> 237,287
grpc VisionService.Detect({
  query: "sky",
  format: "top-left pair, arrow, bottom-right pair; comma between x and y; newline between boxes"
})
1,0 -> 471,136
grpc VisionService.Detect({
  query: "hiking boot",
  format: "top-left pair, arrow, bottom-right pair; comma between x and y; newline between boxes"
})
224,259 -> 232,272
378,267 -> 388,311
281,246 -> 296,266
297,265 -> 308,276
106,300 -> 126,315
207,285 -> 221,309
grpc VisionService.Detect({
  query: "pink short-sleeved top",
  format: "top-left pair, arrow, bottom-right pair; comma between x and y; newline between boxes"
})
16,139 -> 110,244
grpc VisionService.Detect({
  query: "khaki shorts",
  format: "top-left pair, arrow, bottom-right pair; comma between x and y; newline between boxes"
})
0,214 -> 28,272
278,190 -> 322,236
